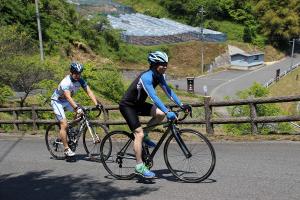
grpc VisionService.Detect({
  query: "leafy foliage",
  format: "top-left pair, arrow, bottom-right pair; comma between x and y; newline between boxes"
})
253,0 -> 300,48
0,56 -> 54,107
0,84 -> 14,106
0,25 -> 36,59
90,65 -> 125,103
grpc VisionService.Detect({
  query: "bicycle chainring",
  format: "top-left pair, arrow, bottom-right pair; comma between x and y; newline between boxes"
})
68,141 -> 77,152
145,158 -> 153,169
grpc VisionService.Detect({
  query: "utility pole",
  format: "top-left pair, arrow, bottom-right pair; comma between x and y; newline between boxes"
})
290,38 -> 295,68
75,0 -> 80,12
198,6 -> 206,74
35,0 -> 44,61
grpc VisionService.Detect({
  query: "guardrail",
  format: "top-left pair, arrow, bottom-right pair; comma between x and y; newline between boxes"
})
264,62 -> 300,87
1,95 -> 300,134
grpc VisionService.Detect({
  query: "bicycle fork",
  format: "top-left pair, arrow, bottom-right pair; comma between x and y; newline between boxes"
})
85,120 -> 101,144
170,124 -> 192,158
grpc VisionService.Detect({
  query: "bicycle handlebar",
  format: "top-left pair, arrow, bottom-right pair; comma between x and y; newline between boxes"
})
170,107 -> 192,122
72,105 -> 103,123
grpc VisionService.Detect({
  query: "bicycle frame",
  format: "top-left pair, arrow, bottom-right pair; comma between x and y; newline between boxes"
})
81,115 -> 101,144
68,108 -> 101,145
144,121 -> 192,161
118,120 -> 192,162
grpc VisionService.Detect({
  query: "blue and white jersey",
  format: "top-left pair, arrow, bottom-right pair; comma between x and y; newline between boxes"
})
120,69 -> 182,113
51,75 -> 87,101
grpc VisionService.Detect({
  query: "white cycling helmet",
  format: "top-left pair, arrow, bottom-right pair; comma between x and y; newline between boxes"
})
148,51 -> 168,66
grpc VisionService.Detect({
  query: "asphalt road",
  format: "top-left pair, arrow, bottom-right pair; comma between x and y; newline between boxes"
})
1,135 -> 300,200
170,54 -> 300,100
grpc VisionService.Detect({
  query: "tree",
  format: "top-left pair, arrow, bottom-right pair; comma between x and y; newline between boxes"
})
0,56 -> 54,107
253,0 -> 300,48
0,25 -> 36,60
243,25 -> 255,43
0,26 -> 54,107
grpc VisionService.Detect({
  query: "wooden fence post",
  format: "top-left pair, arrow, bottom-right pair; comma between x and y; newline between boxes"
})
249,103 -> 258,134
32,105 -> 38,134
12,110 -> 19,131
103,107 -> 109,128
204,96 -> 214,134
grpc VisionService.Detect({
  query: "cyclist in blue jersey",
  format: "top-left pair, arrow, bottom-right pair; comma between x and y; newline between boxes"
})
51,62 -> 102,157
119,51 -> 191,178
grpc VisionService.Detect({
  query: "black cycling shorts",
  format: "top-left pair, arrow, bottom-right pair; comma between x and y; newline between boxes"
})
119,102 -> 153,131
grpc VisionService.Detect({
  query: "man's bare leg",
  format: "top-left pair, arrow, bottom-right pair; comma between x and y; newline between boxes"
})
147,105 -> 165,130
59,119 -> 69,149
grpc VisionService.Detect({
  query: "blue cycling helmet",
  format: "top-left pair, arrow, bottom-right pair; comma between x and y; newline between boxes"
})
148,51 -> 168,66
70,62 -> 84,73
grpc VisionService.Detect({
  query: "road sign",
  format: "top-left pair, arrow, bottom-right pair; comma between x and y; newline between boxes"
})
187,77 -> 195,93
203,85 -> 208,96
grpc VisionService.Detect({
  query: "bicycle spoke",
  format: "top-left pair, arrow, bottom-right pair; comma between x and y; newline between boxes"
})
164,129 -> 216,183
45,124 -> 65,160
100,131 -> 136,180
83,124 -> 109,161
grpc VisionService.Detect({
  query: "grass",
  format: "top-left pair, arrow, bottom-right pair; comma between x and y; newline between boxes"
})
208,20 -> 245,42
268,66 -> 300,114
118,40 -> 284,78
114,0 -> 168,18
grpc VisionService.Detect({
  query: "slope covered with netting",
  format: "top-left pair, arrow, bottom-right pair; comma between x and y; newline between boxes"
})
108,13 -> 226,45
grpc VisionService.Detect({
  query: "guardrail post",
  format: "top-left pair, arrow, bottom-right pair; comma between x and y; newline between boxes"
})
249,103 -> 258,134
12,110 -> 19,131
204,96 -> 214,134
32,105 -> 38,134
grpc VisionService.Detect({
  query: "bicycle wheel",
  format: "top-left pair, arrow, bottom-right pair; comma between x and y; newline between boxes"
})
83,124 -> 110,161
164,128 -> 216,183
45,123 -> 65,160
100,131 -> 136,180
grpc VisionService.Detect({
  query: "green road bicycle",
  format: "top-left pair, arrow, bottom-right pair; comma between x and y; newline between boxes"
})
100,107 -> 216,183
45,106 -> 111,161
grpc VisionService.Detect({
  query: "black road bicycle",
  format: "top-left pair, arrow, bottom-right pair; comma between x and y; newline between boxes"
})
45,106 -> 111,161
100,108 -> 216,183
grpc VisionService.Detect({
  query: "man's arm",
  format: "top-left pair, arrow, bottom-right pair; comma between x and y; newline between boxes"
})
159,76 -> 182,107
64,90 -> 78,110
140,74 -> 169,114
83,85 -> 98,106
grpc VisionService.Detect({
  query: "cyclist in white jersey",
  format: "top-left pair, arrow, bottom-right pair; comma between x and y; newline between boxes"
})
51,62 -> 101,157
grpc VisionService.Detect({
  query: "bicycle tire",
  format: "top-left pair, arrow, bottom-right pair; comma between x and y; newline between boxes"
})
100,130 -> 136,180
45,123 -> 65,160
164,128 -> 216,183
82,124 -> 110,161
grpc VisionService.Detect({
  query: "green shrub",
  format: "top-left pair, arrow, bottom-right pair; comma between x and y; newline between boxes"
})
0,84 -> 14,106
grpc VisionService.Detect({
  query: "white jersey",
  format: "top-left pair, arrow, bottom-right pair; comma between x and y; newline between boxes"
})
51,75 -> 87,101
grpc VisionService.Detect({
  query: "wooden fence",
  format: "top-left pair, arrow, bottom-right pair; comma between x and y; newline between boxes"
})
1,95 -> 300,134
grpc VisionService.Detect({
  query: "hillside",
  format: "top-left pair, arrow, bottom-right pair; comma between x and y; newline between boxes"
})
0,0 -> 291,108
269,67 -> 300,114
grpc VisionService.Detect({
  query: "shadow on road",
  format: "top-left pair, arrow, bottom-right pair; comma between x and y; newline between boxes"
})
154,169 -> 217,183
101,169 -> 217,184
0,170 -> 158,199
